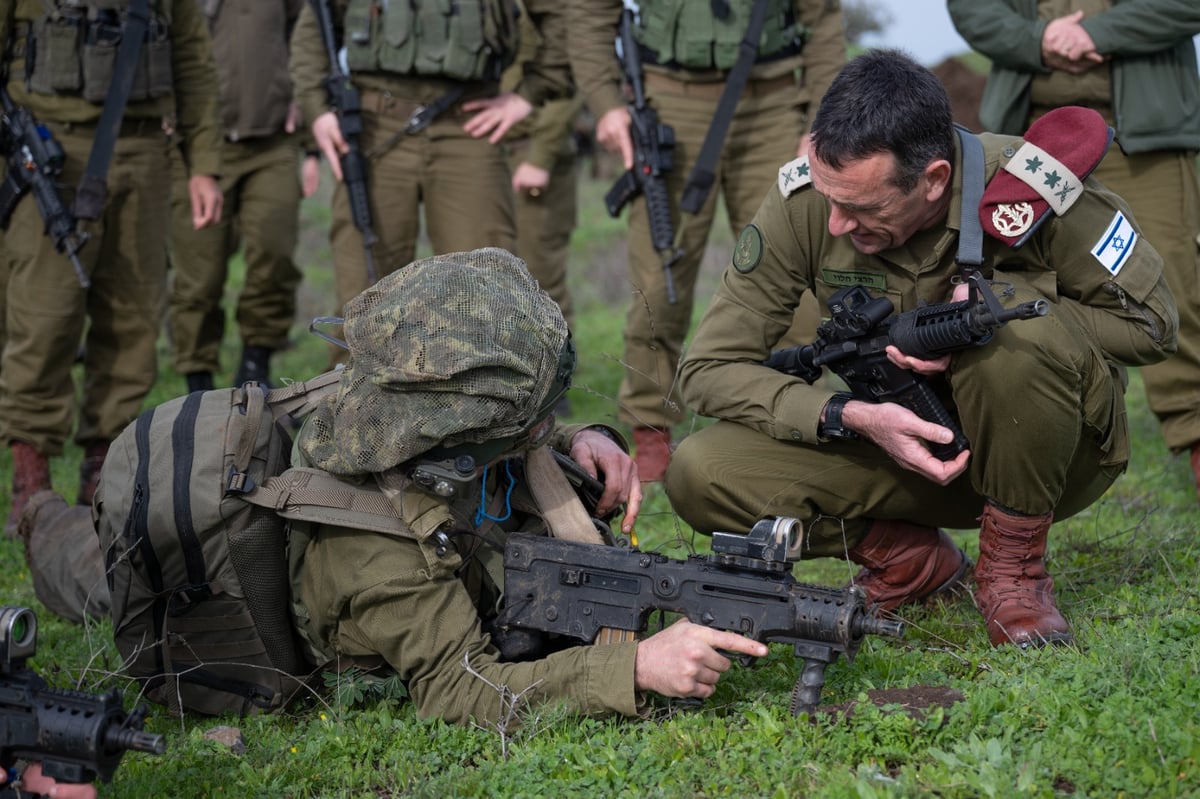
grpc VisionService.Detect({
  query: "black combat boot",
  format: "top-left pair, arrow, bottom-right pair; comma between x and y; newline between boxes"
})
234,345 -> 273,388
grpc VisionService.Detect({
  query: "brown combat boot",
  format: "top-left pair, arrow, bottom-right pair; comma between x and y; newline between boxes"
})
848,520 -> 972,611
77,439 -> 111,507
974,502 -> 1073,648
633,427 -> 672,483
5,440 -> 52,538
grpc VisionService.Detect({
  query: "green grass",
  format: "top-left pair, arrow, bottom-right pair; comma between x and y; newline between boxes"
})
2,161 -> 1199,798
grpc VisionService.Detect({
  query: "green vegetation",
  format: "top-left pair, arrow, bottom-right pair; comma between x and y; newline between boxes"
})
1,166 -> 1197,798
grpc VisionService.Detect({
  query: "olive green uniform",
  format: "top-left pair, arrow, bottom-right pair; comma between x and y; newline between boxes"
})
0,0 -> 221,454
168,0 -> 305,377
501,27 -> 582,333
569,0 -> 845,430
288,422 -> 640,726
665,133 -> 1178,551
288,0 -> 571,314
948,0 -> 1200,453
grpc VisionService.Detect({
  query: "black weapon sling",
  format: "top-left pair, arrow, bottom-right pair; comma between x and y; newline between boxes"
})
74,0 -> 152,220
678,0 -> 771,214
954,124 -> 986,271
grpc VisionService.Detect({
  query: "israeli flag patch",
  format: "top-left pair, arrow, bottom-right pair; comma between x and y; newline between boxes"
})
1091,211 -> 1138,276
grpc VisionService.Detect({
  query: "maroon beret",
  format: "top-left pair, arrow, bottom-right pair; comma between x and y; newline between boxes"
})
979,106 -> 1114,248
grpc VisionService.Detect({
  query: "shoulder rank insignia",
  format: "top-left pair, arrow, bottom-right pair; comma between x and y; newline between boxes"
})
979,106 -> 1114,248
777,156 -> 812,198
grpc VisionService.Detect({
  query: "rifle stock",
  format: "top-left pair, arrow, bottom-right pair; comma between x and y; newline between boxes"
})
498,518 -> 904,716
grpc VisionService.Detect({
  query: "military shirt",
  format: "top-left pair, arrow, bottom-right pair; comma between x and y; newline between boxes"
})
569,0 -> 846,136
288,423 -> 642,727
679,133 -> 1178,446
288,0 -> 571,136
0,0 -> 222,177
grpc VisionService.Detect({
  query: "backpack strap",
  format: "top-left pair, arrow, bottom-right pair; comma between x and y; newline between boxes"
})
264,369 -> 343,422
523,446 -> 604,544
247,467 -> 422,540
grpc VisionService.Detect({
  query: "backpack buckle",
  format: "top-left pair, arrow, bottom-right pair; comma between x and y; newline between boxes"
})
225,465 -> 256,494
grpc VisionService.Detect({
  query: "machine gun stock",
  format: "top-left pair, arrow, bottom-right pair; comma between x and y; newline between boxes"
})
765,272 -> 1048,459
498,518 -> 904,716
0,607 -> 164,790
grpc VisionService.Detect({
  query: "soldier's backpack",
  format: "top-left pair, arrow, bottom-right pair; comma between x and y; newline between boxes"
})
94,373 -> 342,716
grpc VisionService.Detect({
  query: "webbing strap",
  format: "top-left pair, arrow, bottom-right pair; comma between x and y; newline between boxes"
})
264,369 -> 343,421
955,125 -> 986,269
678,0 -> 771,215
227,386 -> 266,492
75,0 -> 151,220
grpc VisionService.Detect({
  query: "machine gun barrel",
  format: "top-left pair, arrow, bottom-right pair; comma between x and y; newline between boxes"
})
499,518 -> 904,716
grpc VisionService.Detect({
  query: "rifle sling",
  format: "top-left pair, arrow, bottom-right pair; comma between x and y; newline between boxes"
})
75,0 -> 151,220
955,125 -> 986,271
678,0 -> 771,215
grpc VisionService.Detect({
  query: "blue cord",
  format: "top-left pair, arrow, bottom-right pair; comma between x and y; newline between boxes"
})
474,459 -> 515,526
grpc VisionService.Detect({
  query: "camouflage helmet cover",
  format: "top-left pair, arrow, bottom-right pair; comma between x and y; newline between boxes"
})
298,248 -> 572,476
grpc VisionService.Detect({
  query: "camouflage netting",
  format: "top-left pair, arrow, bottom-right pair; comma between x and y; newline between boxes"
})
298,248 -> 571,476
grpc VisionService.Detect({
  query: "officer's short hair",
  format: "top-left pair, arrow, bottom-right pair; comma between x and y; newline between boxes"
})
811,49 -> 956,194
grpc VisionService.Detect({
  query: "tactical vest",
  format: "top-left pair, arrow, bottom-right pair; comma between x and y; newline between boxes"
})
635,0 -> 806,71
342,0 -> 519,83
24,0 -> 175,103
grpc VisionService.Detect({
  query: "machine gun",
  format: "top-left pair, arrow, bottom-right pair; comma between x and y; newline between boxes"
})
310,0 -> 378,284
0,606 -> 164,791
765,272 -> 1049,460
603,7 -> 681,303
0,87 -> 90,288
498,518 -> 905,716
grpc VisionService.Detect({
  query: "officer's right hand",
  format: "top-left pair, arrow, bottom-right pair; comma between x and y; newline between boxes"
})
634,618 -> 767,700
596,107 -> 634,170
312,112 -> 348,181
843,400 -> 970,486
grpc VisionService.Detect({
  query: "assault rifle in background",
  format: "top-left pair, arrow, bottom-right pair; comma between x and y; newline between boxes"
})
0,606 -> 164,792
765,272 -> 1049,460
498,517 -> 905,716
603,7 -> 681,303
0,86 -> 90,288
310,0 -> 378,284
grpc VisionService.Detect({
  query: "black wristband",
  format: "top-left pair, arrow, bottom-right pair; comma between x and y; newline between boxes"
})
818,393 -> 858,440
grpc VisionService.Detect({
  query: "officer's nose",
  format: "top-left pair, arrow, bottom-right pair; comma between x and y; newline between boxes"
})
828,205 -> 858,237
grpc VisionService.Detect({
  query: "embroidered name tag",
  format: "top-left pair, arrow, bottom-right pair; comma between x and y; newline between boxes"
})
1091,211 -> 1138,276
819,268 -> 887,291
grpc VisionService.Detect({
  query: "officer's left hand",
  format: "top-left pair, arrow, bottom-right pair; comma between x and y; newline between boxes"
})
568,428 -> 643,534
188,175 -> 223,229
462,92 -> 534,144
512,162 -> 550,195
0,762 -> 97,799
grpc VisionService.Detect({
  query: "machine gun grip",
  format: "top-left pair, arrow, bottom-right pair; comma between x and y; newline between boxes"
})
789,643 -> 834,717
898,379 -> 970,460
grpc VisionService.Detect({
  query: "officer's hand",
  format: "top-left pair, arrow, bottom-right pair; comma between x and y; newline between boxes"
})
285,101 -> 302,134
842,400 -> 970,486
596,107 -> 634,170
301,154 -> 322,198
568,428 -> 643,534
1,762 -> 97,799
634,618 -> 768,700
188,175 -> 223,229
312,112 -> 348,180
462,92 -> 533,144
511,162 -> 550,195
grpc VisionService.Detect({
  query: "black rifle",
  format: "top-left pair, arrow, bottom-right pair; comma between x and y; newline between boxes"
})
765,272 -> 1049,459
0,606 -> 164,791
309,0 -> 378,284
603,8 -> 681,303
498,517 -> 905,716
0,87 -> 90,288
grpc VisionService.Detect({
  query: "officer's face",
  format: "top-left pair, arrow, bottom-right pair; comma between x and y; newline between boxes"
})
809,151 -> 948,255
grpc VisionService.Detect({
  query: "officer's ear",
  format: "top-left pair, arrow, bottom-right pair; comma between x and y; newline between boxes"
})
922,159 -> 953,203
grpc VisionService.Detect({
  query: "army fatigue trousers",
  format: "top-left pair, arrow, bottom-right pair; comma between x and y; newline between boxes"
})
666,279 -> 1126,553
619,76 -> 804,430
1,122 -> 169,454
1091,144 -> 1200,452
168,133 -> 303,375
329,90 -> 517,314
507,139 -> 578,332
